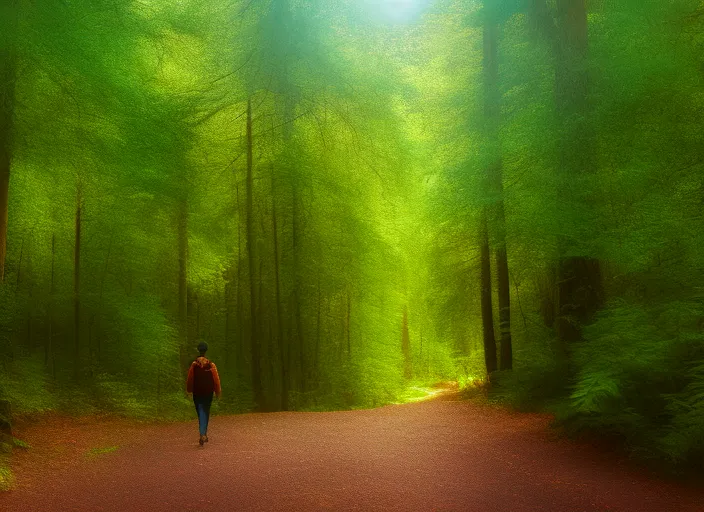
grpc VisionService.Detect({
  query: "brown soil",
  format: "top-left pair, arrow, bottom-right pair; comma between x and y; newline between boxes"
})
1,398 -> 702,511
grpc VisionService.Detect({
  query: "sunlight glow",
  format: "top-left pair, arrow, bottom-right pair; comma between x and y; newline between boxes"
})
366,0 -> 428,24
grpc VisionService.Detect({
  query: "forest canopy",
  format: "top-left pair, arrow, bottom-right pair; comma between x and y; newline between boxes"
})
1,0 -> 704,471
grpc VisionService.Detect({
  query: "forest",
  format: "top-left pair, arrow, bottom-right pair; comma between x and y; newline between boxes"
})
1,0 -> 703,474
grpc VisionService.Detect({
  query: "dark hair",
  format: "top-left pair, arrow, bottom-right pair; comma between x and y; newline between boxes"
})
197,342 -> 208,354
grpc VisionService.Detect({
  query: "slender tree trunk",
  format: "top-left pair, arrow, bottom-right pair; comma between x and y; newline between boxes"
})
225,279 -> 232,364
178,198 -> 189,375
188,288 -> 199,343
280,92 -> 307,396
156,358 -> 162,417
26,235 -> 33,350
271,173 -> 288,411
0,155 -> 10,284
346,290 -> 351,360
314,278 -> 321,388
223,215 -> 240,386
419,329 -> 424,376
91,233 -> 112,365
480,212 -> 497,375
73,193 -> 82,380
196,292 -> 200,341
47,233 -> 55,378
339,296 -> 345,364
292,182 -> 307,393
554,0 -> 603,348
401,305 -> 411,379
15,235 -> 23,290
246,98 -> 264,411
483,6 -> 512,371
235,184 -> 243,378
496,244 -> 512,370
259,245 -> 273,409
0,5 -> 17,284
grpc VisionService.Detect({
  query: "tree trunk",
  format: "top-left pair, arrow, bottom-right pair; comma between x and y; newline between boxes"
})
73,193 -> 82,380
235,184 -> 243,378
15,235 -> 23,290
554,0 -> 603,347
0,143 -> 10,284
259,243 -> 273,409
246,98 -> 265,411
92,234 -> 112,365
26,235 -> 33,351
419,329 -> 423,370
292,182 -> 307,394
178,198 -> 189,374
271,173 -> 288,411
280,92 -> 307,397
480,212 -> 497,375
346,290 -> 351,360
401,305 -> 411,379
314,278 -> 321,388
224,276 -> 233,372
0,4 -> 17,284
46,233 -> 55,377
483,6 -> 512,371
496,244 -> 512,370
337,294 -> 345,364
187,287 -> 198,346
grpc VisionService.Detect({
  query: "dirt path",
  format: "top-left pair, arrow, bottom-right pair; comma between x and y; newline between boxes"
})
1,397 -> 703,512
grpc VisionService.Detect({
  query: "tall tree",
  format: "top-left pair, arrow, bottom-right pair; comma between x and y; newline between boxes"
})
177,197 -> 189,372
271,172 -> 288,410
526,0 -> 604,347
401,305 -> 412,379
73,188 -> 82,380
46,233 -> 55,377
0,0 -> 18,283
553,0 -> 603,346
246,98 -> 265,411
483,2 -> 513,371
479,211 -> 497,374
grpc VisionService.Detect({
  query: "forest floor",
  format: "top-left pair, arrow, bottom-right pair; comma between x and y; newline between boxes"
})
1,388 -> 703,512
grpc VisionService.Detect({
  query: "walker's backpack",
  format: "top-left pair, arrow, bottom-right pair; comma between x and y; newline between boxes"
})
192,359 -> 215,395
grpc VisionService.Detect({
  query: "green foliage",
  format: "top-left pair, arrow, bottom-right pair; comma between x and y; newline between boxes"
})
491,360 -> 568,412
661,357 -> 704,467
549,301 -> 704,468
94,376 -> 156,420
12,438 -> 29,450
0,355 -> 57,415
0,464 -> 14,492
0,0 -> 703,475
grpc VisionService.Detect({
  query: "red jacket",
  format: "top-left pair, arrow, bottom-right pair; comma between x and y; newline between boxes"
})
186,357 -> 222,397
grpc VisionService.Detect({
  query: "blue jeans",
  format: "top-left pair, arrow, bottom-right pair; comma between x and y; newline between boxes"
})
193,393 -> 213,436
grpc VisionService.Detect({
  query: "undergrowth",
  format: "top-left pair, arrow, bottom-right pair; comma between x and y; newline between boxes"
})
489,300 -> 704,475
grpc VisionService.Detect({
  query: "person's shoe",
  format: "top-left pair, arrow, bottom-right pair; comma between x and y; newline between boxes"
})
204,435 -> 209,443
199,435 -> 205,446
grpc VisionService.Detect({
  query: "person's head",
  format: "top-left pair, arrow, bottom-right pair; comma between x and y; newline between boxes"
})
197,341 -> 208,356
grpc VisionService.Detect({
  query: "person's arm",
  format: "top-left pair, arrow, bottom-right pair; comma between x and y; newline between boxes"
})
186,363 -> 194,394
211,363 -> 222,398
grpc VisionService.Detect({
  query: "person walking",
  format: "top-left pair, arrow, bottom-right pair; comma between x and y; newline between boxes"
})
186,342 -> 222,446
